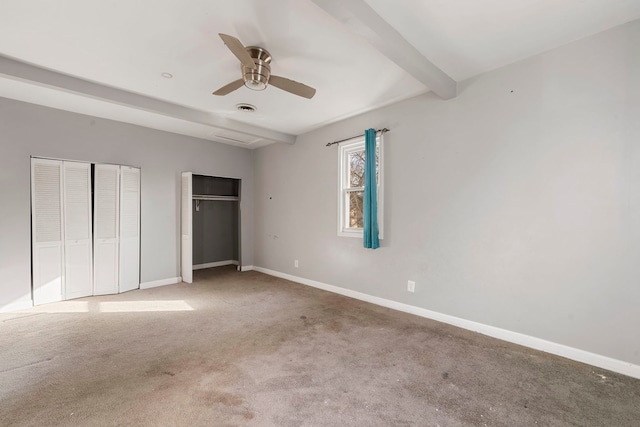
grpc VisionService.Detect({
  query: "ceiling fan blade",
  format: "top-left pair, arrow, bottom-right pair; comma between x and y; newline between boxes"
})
269,75 -> 316,99
212,79 -> 245,96
218,33 -> 256,70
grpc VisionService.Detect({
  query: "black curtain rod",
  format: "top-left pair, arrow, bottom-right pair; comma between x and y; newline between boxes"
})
325,128 -> 390,147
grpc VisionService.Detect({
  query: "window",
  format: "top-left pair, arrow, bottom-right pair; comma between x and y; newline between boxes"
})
338,135 -> 383,238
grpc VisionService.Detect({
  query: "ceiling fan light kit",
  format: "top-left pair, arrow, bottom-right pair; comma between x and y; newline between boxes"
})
242,46 -> 271,91
213,33 -> 316,99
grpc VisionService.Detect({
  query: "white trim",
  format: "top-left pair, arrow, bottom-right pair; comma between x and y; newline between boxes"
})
193,260 -> 238,270
181,172 -> 193,284
252,266 -> 640,380
240,265 -> 254,272
0,299 -> 34,313
31,155 -> 140,169
140,276 -> 181,290
377,132 -> 385,239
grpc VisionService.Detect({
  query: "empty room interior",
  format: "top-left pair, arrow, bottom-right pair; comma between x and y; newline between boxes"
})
2,0 -> 640,425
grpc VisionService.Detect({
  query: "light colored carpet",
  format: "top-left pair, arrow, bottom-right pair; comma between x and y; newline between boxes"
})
1,266 -> 639,426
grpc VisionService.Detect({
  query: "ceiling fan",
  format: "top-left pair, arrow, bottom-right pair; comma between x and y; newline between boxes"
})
212,33 -> 316,99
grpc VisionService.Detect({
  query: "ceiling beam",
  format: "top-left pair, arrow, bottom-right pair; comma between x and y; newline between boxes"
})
0,55 -> 296,145
310,0 -> 457,100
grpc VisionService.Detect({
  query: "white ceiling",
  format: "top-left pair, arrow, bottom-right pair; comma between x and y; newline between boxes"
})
1,0 -> 639,148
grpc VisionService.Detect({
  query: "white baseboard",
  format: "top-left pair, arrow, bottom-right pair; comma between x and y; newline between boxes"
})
240,265 -> 254,272
252,266 -> 640,380
0,298 -> 34,313
140,276 -> 182,290
193,260 -> 238,270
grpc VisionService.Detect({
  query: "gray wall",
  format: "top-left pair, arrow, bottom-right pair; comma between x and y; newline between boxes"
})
192,200 -> 239,265
253,20 -> 640,365
192,175 -> 240,265
0,98 -> 254,311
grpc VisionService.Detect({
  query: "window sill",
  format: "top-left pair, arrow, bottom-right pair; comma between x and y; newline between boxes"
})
338,229 -> 363,238
338,229 -> 384,240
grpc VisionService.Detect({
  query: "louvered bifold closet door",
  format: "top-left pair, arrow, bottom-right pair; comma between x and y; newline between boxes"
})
63,161 -> 93,300
31,158 -> 64,305
93,164 -> 120,295
181,172 -> 193,283
119,166 -> 140,293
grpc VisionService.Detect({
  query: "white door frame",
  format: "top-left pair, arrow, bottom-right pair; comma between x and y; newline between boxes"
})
181,172 -> 193,283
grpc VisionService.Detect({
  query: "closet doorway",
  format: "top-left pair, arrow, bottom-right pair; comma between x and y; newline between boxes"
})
31,157 -> 141,305
181,173 -> 240,283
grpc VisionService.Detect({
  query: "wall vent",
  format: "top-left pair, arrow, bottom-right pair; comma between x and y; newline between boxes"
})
214,130 -> 261,145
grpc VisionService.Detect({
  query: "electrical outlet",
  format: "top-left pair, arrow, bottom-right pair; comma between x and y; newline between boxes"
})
294,259 -> 299,268
407,280 -> 415,293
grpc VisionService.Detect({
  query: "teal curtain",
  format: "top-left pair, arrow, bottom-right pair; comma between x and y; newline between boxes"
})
363,128 -> 379,249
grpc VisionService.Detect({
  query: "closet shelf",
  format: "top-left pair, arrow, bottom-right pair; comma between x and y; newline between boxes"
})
192,194 -> 239,202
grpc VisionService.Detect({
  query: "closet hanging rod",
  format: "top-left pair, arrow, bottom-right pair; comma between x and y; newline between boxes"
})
325,128 -> 390,147
192,194 -> 239,202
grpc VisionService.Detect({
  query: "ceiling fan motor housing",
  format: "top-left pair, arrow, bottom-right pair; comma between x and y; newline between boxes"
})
242,47 -> 271,91
213,34 -> 315,99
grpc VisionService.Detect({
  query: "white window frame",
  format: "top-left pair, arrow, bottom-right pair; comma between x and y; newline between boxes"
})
337,135 -> 384,238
